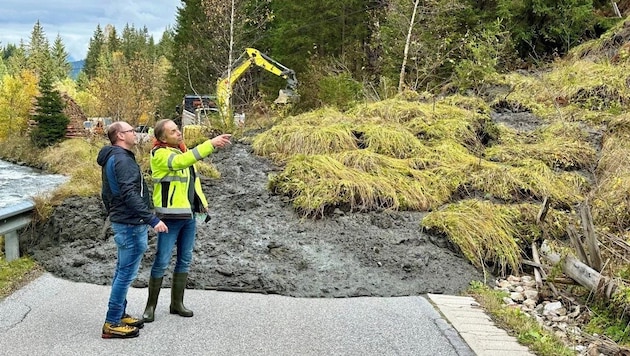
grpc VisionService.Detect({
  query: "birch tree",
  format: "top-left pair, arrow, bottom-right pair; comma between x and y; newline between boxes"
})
399,0 -> 420,93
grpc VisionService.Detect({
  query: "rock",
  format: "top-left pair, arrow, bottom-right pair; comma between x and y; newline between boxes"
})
495,274 -> 603,355
524,289 -> 539,301
510,291 -> 525,302
497,280 -> 512,289
543,301 -> 563,316
523,298 -> 537,309
507,275 -> 521,283
572,345 -> 586,353
555,321 -> 568,330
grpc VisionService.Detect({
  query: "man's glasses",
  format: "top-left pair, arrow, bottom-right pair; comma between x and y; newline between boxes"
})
119,129 -> 135,134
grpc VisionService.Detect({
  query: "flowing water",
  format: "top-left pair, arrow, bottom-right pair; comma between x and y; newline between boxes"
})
0,160 -> 68,209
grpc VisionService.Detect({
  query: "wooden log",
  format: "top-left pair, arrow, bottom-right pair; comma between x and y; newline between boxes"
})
540,240 -> 617,299
567,225 -> 589,265
580,203 -> 602,271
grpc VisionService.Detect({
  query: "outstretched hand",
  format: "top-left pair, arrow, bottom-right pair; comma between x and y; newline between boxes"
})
211,134 -> 232,148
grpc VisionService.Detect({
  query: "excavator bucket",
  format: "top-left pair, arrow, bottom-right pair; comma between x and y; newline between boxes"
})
274,89 -> 300,104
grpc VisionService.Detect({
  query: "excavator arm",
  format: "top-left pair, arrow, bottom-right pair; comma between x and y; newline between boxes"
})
216,48 -> 298,119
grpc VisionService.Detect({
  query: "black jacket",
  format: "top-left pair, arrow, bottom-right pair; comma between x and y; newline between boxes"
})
97,145 -> 159,227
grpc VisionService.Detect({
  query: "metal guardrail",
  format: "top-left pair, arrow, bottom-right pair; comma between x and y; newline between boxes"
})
0,200 -> 35,262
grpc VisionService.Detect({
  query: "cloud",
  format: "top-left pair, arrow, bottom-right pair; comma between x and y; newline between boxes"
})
0,0 -> 180,61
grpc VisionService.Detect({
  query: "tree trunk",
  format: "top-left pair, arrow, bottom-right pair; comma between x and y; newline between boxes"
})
398,0 -> 420,93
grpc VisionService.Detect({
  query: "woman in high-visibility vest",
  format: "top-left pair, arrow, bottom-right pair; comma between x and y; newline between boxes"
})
142,119 -> 231,322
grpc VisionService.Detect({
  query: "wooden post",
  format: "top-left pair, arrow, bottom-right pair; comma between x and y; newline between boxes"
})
580,203 -> 602,271
567,225 -> 589,264
536,197 -> 550,225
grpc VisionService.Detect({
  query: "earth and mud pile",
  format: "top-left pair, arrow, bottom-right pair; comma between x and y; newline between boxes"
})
23,141 -> 485,298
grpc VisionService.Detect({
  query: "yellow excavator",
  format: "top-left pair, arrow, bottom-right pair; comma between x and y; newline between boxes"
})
216,47 -> 299,119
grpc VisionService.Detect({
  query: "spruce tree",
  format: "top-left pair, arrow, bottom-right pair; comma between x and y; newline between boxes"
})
105,25 -> 120,53
26,20 -> 52,77
50,35 -> 71,81
30,73 -> 69,148
157,27 -> 175,59
84,25 -> 105,78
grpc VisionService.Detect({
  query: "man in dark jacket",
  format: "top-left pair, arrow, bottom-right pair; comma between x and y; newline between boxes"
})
96,121 -> 168,339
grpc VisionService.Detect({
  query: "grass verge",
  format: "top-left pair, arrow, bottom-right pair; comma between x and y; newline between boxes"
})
0,256 -> 43,300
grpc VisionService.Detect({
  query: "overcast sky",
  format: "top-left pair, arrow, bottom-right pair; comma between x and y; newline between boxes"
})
0,0 -> 181,61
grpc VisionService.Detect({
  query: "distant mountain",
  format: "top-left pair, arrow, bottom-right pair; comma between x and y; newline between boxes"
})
70,60 -> 85,79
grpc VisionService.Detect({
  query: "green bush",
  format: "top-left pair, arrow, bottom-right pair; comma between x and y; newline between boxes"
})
317,72 -> 363,111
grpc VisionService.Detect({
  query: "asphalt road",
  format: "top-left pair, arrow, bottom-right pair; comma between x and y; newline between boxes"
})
0,273 -> 474,356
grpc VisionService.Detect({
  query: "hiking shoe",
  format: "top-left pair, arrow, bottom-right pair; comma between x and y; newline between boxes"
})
121,314 -> 145,329
102,322 -> 139,339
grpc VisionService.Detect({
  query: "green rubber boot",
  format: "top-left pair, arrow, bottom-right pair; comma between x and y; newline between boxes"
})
142,277 -> 163,322
170,272 -> 193,317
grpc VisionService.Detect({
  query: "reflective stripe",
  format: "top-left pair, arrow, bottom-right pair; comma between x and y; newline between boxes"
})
167,153 -> 176,170
154,176 -> 188,183
191,147 -> 203,161
155,207 -> 192,214
155,207 -> 194,219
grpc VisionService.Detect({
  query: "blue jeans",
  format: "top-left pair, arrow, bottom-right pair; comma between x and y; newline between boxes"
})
105,223 -> 148,324
150,218 -> 196,278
